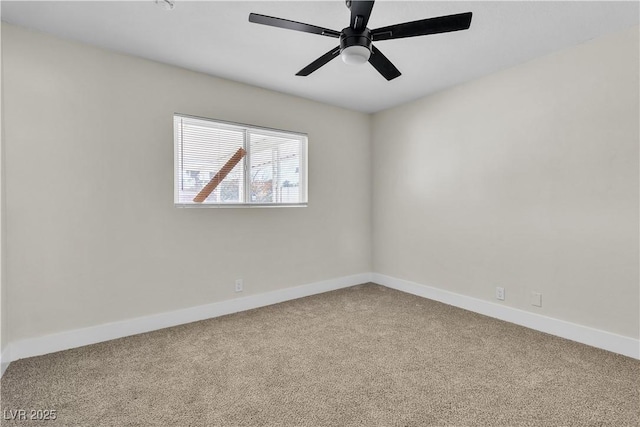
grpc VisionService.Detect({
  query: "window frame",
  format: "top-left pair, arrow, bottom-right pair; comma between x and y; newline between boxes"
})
174,113 -> 308,208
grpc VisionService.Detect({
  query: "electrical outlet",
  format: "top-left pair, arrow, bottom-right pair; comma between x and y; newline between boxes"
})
496,287 -> 505,301
235,279 -> 243,293
531,292 -> 542,307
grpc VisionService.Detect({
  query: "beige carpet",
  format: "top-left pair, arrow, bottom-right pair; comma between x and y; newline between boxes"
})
1,284 -> 638,426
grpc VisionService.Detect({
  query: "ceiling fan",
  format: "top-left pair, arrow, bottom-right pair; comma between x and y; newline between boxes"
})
248,0 -> 472,81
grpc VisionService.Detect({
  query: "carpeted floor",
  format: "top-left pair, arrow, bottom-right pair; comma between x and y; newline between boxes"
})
1,283 -> 638,426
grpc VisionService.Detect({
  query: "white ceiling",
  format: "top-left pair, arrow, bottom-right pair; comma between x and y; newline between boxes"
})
2,1 -> 638,113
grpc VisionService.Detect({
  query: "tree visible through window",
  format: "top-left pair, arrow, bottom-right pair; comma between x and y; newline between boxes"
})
174,115 -> 308,206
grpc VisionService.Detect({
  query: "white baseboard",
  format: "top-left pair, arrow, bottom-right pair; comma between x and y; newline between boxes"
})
8,273 -> 372,362
5,272 -> 638,365
1,346 -> 10,378
372,273 -> 640,360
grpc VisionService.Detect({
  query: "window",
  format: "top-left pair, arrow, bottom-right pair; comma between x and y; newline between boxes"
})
174,114 -> 308,207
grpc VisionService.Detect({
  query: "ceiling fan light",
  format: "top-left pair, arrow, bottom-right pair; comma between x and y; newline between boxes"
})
341,45 -> 370,65
155,0 -> 174,10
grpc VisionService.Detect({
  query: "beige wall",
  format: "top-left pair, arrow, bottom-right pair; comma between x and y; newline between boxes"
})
1,24 -> 372,342
0,17 -> 5,358
372,26 -> 639,338
2,21 -> 638,347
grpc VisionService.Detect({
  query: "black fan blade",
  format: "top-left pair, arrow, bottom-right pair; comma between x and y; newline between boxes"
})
296,46 -> 341,76
349,1 -> 375,31
249,13 -> 341,38
371,12 -> 472,41
368,45 -> 401,81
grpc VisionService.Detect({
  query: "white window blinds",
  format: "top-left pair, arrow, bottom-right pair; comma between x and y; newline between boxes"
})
174,115 -> 307,206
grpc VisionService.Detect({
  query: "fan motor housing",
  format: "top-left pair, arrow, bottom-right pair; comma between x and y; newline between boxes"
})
339,27 -> 372,53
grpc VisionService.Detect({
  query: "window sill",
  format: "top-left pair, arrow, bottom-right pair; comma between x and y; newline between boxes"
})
174,203 -> 308,209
